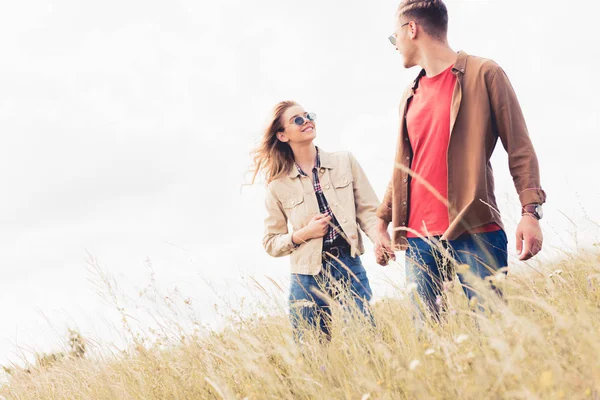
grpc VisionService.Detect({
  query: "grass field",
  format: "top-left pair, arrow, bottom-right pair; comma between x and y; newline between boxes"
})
2,250 -> 600,399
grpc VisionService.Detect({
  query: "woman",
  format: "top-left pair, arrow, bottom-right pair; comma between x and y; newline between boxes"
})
251,100 -> 382,341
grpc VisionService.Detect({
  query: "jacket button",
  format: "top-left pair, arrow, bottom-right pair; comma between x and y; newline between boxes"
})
401,222 -> 406,226
405,156 -> 410,160
350,234 -> 357,239
403,178 -> 408,183
403,201 -> 407,205
320,168 -> 325,173
325,184 -> 330,189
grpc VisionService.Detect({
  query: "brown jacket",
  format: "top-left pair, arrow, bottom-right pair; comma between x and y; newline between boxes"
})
376,51 -> 546,249
264,150 -> 380,275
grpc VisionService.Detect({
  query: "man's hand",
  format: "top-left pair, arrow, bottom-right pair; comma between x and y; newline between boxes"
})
516,215 -> 543,261
375,218 -> 396,266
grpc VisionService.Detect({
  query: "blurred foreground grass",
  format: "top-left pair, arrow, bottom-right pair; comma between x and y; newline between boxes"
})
2,251 -> 600,399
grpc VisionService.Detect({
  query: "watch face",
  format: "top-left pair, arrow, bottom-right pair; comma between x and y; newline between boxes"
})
535,205 -> 544,219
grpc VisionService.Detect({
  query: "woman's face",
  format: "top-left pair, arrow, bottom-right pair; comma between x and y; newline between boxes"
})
277,105 -> 316,144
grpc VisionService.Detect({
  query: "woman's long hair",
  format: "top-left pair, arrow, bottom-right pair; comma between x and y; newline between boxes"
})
251,100 -> 298,184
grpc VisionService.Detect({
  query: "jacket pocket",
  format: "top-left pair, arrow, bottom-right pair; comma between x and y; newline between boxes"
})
333,172 -> 353,189
282,194 -> 306,229
282,194 -> 304,209
332,172 -> 355,224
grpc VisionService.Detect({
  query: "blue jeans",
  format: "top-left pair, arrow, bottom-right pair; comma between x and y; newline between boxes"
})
289,248 -> 373,341
406,229 -> 508,319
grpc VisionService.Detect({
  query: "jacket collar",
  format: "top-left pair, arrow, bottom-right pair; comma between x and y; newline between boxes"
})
451,50 -> 468,74
411,50 -> 468,93
411,68 -> 427,92
287,147 -> 334,178
288,168 -> 302,178
319,149 -> 335,169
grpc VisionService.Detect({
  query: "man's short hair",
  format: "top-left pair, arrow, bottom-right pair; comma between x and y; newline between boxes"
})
397,0 -> 449,41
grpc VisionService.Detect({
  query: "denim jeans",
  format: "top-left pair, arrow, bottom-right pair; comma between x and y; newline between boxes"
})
406,229 -> 508,319
289,248 -> 373,341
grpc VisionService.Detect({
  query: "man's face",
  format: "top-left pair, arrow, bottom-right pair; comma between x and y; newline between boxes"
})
392,18 -> 418,69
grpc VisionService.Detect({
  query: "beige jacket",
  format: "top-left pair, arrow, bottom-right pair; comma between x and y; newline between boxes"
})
263,150 -> 380,275
376,51 -> 547,250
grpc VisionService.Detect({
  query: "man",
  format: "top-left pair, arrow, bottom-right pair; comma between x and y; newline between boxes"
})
376,0 -> 546,318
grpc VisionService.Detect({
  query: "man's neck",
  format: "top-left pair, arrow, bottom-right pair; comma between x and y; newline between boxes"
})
418,41 -> 458,78
291,143 -> 317,172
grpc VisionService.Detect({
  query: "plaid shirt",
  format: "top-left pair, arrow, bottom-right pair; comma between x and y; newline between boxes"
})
295,148 -> 343,247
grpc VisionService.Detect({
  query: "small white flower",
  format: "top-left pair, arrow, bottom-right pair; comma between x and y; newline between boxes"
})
455,334 -> 469,344
409,359 -> 421,370
290,300 -> 315,309
406,283 -> 418,293
443,280 -> 454,292
456,264 -> 470,273
550,269 -> 563,278
425,348 -> 435,356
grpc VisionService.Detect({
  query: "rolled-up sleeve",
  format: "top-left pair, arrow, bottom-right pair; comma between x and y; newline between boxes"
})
488,66 -> 547,206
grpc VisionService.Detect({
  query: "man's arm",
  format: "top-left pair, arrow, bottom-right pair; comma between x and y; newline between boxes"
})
488,65 -> 546,260
488,65 -> 546,205
373,180 -> 396,265
376,181 -> 394,223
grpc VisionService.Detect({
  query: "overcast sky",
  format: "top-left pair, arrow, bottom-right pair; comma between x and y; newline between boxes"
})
1,0 -> 599,364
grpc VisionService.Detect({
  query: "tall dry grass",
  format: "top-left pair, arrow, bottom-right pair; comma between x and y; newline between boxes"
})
2,251 -> 600,399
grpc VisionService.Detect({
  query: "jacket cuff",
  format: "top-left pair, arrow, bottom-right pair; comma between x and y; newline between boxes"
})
288,233 -> 301,250
519,188 -> 547,207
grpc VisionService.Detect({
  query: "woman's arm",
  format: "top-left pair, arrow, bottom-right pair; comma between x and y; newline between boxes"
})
348,153 -> 381,244
263,184 -> 297,257
263,184 -> 330,257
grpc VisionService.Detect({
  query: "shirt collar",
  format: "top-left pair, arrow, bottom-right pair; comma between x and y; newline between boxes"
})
288,147 -> 332,178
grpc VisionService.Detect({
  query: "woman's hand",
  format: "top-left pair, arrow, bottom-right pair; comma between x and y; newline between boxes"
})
292,214 -> 332,244
375,218 -> 396,266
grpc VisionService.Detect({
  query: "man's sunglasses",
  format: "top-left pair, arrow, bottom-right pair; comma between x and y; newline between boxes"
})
388,22 -> 410,46
290,112 -> 317,126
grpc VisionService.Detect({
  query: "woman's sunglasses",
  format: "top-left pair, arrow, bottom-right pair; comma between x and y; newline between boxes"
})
290,112 -> 317,126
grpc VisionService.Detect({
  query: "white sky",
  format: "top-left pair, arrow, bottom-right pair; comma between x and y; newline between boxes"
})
1,0 -> 599,364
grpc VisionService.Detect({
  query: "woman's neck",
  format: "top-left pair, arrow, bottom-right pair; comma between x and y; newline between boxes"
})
291,143 -> 317,173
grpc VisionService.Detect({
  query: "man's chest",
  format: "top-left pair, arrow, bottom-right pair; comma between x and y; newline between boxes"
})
407,88 -> 454,146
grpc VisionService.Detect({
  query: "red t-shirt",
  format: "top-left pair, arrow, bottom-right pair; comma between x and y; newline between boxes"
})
406,65 -> 499,238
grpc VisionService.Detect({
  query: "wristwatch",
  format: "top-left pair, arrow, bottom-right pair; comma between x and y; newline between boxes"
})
522,204 -> 543,220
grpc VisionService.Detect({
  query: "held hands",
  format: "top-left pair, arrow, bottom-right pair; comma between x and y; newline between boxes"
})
292,214 -> 332,244
375,218 -> 396,266
516,215 -> 543,261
